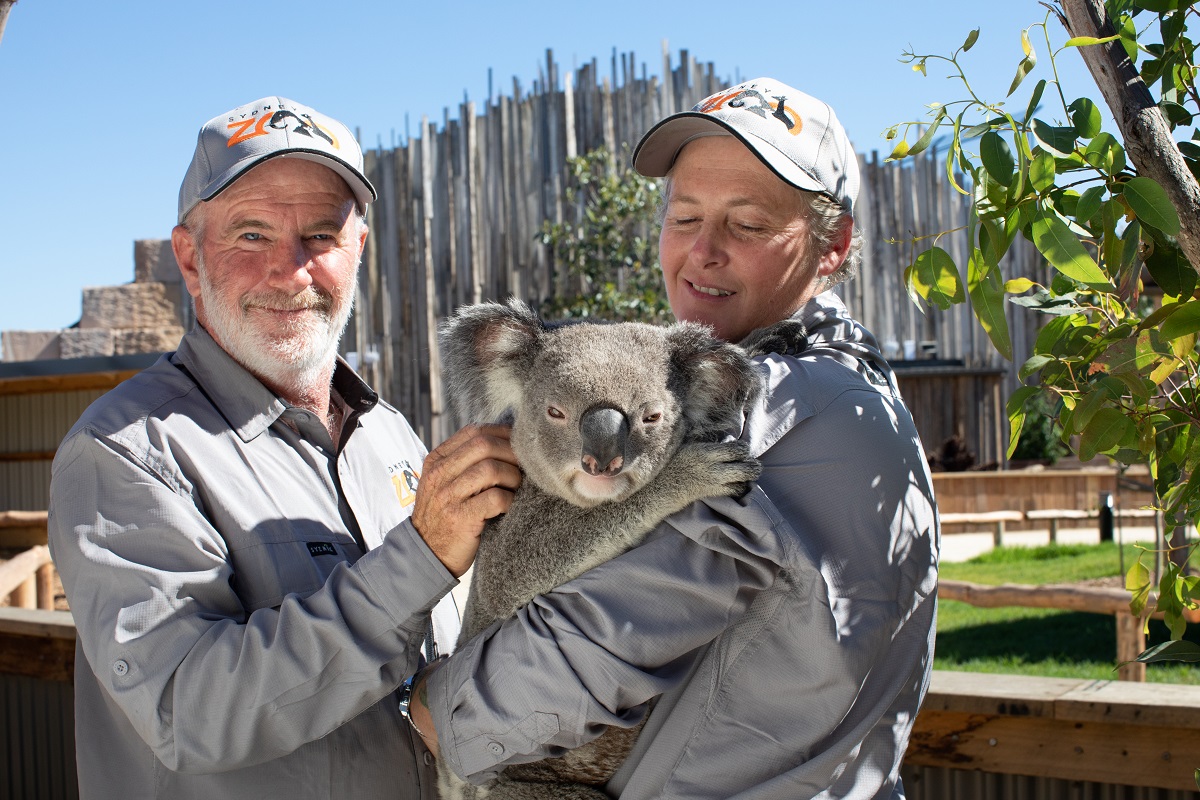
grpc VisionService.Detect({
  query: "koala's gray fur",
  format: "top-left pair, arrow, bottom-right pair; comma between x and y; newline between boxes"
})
434,299 -> 805,800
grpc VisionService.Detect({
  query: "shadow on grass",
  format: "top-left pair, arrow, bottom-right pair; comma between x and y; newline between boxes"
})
937,608 -> 1200,671
937,611 -> 1115,665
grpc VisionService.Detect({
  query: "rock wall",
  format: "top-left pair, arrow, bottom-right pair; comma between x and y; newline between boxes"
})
1,240 -> 191,362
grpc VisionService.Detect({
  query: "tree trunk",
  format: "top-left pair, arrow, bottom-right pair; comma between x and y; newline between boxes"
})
0,1 -> 16,48
1058,0 -> 1200,277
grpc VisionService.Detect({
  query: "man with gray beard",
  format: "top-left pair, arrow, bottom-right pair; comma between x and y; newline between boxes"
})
47,97 -> 524,799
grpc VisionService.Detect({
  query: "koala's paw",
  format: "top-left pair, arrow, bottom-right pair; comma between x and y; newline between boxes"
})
675,439 -> 762,499
740,319 -> 808,358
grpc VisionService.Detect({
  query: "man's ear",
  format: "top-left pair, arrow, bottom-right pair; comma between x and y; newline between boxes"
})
171,225 -> 202,300
356,221 -> 369,259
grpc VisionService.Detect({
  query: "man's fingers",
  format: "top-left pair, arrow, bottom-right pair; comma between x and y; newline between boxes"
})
410,424 -> 521,577
424,424 -> 516,478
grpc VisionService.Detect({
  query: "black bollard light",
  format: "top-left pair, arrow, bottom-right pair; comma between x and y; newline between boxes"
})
1098,492 -> 1114,543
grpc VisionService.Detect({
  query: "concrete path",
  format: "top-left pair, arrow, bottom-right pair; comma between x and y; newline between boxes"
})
940,524 -> 1164,563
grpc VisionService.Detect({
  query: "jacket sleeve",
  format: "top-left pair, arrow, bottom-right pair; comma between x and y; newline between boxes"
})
426,485 -> 792,783
48,429 -> 454,774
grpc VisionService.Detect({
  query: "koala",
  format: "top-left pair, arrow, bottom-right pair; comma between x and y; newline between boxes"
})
434,299 -> 805,800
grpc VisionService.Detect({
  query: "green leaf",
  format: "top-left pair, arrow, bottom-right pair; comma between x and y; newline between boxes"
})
1122,176 -> 1182,235
979,211 -> 1019,265
1024,79 -> 1046,124
1005,277 -> 1035,293
963,28 -> 980,52
1160,300 -> 1200,341
1117,12 -> 1138,61
979,131 -> 1015,187
907,247 -> 965,309
1160,100 -> 1193,128
1075,185 -> 1106,225
1068,97 -> 1103,138
1127,558 -> 1152,616
1084,133 -> 1127,174
968,250 -> 1012,360
1133,639 -> 1200,663
908,109 -> 947,157
1009,290 -> 1086,315
1031,119 -> 1077,157
1133,0 -> 1183,11
886,137 -> 911,162
1008,56 -> 1036,97
1072,385 -> 1118,432
962,116 -> 1007,138
1029,151 -> 1056,192
1162,8 -> 1186,48
1063,34 -> 1121,47
946,112 -> 969,195
1079,407 -> 1134,461
1140,300 -> 1189,332
1019,353 -> 1055,381
1143,225 -> 1197,298
1005,386 -> 1042,458
1029,207 -> 1111,287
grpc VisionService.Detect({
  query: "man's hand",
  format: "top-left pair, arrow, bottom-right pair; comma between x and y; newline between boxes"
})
412,424 -> 520,577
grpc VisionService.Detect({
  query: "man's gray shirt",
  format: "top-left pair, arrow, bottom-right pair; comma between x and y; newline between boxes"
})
49,326 -> 457,799
428,293 -> 940,799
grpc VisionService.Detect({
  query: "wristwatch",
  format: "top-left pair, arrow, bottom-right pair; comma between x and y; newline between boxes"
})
398,674 -> 422,733
399,656 -> 446,740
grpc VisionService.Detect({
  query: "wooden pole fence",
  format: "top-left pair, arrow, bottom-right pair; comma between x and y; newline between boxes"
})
938,578 -> 1200,682
0,544 -> 52,610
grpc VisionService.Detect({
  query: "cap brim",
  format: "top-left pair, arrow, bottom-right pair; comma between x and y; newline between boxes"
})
200,150 -> 378,211
632,112 -> 826,195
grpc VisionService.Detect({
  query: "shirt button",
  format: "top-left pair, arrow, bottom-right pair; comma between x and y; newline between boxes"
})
487,741 -> 505,756
296,412 -> 311,423
423,751 -> 434,766
113,660 -> 129,676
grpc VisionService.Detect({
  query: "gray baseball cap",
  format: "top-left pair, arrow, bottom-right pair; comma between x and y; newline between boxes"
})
632,78 -> 859,214
178,96 -> 377,224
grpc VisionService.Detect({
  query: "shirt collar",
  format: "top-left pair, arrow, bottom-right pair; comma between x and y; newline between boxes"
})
171,326 -> 379,443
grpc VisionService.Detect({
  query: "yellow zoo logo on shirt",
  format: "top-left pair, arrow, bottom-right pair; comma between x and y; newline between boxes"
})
388,460 -> 421,507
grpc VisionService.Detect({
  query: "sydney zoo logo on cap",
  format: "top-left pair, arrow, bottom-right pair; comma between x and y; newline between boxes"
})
225,103 -> 341,150
696,86 -> 804,137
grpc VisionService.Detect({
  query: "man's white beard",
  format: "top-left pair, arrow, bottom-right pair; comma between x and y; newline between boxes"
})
197,255 -> 356,396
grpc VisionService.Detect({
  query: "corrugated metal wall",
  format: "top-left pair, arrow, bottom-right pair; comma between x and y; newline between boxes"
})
0,673 -> 76,800
902,765 -> 1199,800
0,390 -> 105,511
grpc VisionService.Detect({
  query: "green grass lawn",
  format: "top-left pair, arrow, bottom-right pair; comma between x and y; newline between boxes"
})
937,542 -> 1200,685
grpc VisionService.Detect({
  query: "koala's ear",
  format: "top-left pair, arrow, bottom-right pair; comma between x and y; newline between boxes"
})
666,323 -> 764,438
439,298 -> 543,423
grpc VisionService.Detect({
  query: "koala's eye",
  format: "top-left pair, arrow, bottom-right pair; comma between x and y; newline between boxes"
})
547,406 -> 566,420
643,411 -> 662,423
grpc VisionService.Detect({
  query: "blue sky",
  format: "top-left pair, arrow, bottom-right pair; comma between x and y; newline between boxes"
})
0,0 -> 1099,334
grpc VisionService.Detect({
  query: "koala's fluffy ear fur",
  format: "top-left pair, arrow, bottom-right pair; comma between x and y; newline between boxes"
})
666,323 -> 764,438
439,298 -> 544,423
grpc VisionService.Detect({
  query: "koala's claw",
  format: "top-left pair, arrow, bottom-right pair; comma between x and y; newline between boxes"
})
675,439 -> 761,498
740,319 -> 808,358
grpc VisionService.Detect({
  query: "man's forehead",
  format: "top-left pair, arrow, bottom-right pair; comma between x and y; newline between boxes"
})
224,157 -> 358,197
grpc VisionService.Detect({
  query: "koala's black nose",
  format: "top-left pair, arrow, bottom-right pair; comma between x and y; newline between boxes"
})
580,406 -> 629,476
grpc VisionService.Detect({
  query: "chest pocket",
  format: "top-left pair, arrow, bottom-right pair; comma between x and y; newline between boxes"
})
226,520 -> 362,612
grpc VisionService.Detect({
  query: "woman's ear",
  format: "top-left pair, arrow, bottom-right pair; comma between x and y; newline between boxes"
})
815,215 -> 854,280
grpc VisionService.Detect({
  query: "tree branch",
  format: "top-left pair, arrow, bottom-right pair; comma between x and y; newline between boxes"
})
0,1 -> 16,49
1058,0 -> 1200,278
